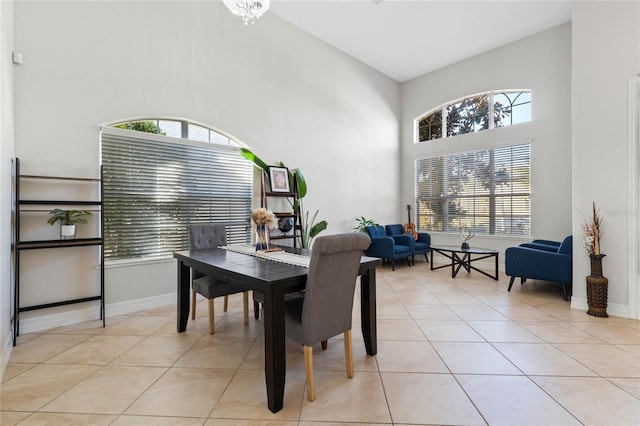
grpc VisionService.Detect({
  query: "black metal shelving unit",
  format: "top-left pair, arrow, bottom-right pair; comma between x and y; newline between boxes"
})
260,171 -> 303,248
13,158 -> 105,346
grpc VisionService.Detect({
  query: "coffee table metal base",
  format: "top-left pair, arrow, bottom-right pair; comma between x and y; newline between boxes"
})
430,246 -> 499,280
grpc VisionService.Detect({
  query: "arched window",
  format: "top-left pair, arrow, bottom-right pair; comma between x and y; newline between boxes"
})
101,118 -> 252,261
416,90 -> 531,142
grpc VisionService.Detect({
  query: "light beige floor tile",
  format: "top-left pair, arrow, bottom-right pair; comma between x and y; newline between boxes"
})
570,320 -> 640,344
448,304 -> 509,320
404,304 -> 459,320
300,371 -> 391,423
175,336 -> 256,369
616,344 -> 640,357
124,367 -> 234,418
436,293 -> 485,306
0,410 -> 32,425
376,302 -> 412,319
518,320 -> 606,343
416,320 -> 485,342
17,412 -> 117,425
101,315 -> 173,336
609,377 -> 640,399
208,420 -> 297,426
153,315 -> 210,337
114,415 -> 206,425
554,343 -> 640,377
41,365 -> 167,414
210,370 -> 304,421
433,342 -> 521,375
457,374 -> 582,425
47,316 -> 127,335
533,376 -> 640,426
493,342 -> 598,376
0,364 -> 100,411
2,362 -> 38,382
467,320 -> 543,342
492,305 -> 557,321
376,319 -> 427,341
376,340 -> 448,373
112,335 -> 200,367
381,372 -> 485,425
8,334 -> 92,363
45,335 -> 143,365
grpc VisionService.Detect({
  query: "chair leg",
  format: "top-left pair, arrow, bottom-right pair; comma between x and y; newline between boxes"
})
508,276 -> 516,292
321,340 -> 328,350
223,295 -> 229,312
412,255 -> 415,266
243,292 -> 249,324
344,329 -> 354,378
561,283 -> 569,301
425,253 -> 429,263
303,345 -> 315,402
254,301 -> 260,320
191,289 -> 197,320
208,298 -> 215,334
391,260 -> 395,271
406,257 -> 412,267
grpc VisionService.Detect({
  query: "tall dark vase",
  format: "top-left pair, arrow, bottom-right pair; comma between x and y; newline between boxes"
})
586,254 -> 608,318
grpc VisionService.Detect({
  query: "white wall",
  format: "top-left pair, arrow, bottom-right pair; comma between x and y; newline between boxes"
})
400,24 -> 573,257
0,0 -> 15,379
11,1 -> 399,330
571,1 -> 640,318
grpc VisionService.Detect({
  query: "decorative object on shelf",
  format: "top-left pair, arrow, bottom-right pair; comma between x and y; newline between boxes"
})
241,148 -> 327,248
460,227 -> 475,250
252,207 -> 276,251
223,0 -> 270,25
354,216 -> 379,233
268,166 -> 290,193
278,217 -> 293,233
47,208 -> 92,240
583,202 -> 608,317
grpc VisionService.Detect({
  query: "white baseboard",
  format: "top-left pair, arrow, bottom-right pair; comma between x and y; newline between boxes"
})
570,297 -> 629,318
18,292 -> 176,335
1,333 -> 13,382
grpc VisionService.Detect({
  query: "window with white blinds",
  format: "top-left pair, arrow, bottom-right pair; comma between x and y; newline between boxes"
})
415,142 -> 531,236
101,127 -> 253,261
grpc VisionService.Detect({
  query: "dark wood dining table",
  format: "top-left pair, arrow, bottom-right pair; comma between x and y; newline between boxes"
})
173,246 -> 382,413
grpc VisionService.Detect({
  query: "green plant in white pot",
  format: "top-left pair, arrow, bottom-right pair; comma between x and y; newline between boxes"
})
47,208 -> 92,240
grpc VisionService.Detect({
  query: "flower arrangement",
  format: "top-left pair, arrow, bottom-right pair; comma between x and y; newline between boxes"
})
582,202 -> 603,256
251,207 -> 277,229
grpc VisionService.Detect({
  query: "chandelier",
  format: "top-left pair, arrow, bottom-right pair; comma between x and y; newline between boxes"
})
223,0 -> 270,25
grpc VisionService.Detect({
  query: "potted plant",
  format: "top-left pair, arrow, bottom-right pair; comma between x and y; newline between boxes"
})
47,208 -> 92,240
583,202 -> 608,317
354,217 -> 378,233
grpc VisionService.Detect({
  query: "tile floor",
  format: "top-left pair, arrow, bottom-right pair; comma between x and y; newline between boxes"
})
2,260 -> 640,425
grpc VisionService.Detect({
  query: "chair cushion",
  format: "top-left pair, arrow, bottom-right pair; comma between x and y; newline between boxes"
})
192,276 -> 246,299
366,225 -> 387,239
385,224 -> 405,237
414,241 -> 429,251
394,244 -> 411,254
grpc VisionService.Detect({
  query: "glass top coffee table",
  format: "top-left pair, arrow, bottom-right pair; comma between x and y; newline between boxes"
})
430,245 -> 499,280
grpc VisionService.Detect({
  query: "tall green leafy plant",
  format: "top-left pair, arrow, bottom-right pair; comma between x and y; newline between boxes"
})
241,148 -> 326,248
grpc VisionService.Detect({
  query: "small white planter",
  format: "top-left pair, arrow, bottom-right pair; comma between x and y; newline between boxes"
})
60,224 -> 77,240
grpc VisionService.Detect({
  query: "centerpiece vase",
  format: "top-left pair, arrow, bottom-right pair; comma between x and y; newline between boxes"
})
255,225 -> 269,251
586,254 -> 608,318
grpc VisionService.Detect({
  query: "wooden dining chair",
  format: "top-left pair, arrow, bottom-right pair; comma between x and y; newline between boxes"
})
283,232 -> 371,401
188,223 -> 249,334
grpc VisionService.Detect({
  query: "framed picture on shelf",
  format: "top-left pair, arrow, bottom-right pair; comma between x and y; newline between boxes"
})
268,166 -> 290,193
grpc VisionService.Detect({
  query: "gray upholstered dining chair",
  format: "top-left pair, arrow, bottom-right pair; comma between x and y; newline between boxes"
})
283,232 -> 371,401
188,223 -> 249,334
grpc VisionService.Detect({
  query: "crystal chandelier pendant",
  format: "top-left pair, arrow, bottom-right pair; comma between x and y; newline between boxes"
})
223,0 -> 270,25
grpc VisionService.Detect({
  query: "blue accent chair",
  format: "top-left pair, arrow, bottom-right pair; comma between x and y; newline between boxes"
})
505,235 -> 573,300
364,225 -> 413,270
385,224 -> 431,265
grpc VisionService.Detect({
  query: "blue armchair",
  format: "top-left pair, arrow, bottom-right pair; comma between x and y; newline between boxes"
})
364,225 -> 413,270
385,224 -> 431,265
505,235 -> 573,300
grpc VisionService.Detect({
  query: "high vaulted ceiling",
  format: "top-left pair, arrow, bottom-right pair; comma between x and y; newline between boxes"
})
270,0 -> 573,82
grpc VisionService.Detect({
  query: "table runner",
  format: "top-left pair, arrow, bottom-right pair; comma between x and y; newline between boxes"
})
222,244 -> 311,268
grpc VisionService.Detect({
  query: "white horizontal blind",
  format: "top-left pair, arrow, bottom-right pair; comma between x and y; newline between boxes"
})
101,128 -> 252,260
415,143 -> 530,236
